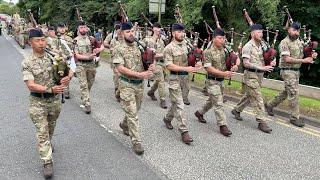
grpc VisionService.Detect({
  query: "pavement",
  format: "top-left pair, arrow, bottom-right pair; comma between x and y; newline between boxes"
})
1,32 -> 320,180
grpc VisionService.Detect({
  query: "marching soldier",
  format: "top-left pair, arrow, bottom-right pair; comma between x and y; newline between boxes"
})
22,29 -> 73,178
46,26 -> 56,49
74,21 -> 99,114
141,22 -> 167,109
113,22 -> 154,155
104,21 -> 123,102
54,23 -> 76,99
194,28 -> 238,137
231,24 -> 274,133
163,23 -> 201,144
265,22 -> 317,127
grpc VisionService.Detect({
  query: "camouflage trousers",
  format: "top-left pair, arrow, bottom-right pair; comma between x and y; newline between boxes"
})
180,75 -> 190,102
76,62 -> 97,107
113,67 -> 120,97
165,75 -> 189,133
148,64 -> 166,100
119,80 -> 144,144
198,80 -> 227,126
268,70 -> 300,119
29,96 -> 61,165
234,71 -> 267,123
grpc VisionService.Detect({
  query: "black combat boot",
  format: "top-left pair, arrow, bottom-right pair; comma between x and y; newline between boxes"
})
181,132 -> 193,144
220,125 -> 232,137
194,111 -> 206,123
132,143 -> 144,155
258,123 -> 272,133
231,109 -> 243,121
147,91 -> 157,101
43,163 -> 53,179
290,118 -> 305,127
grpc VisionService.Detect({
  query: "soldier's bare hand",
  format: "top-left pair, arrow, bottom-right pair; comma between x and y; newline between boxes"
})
60,76 -> 71,86
270,60 -> 276,66
262,66 -> 274,72
148,64 -> 156,72
139,71 -> 153,79
195,61 -> 203,68
224,71 -> 233,78
302,57 -> 314,64
230,65 -> 238,72
311,52 -> 318,59
184,66 -> 198,73
52,85 -> 64,94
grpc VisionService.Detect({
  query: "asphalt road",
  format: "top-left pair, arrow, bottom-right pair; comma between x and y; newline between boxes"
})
0,34 -> 165,180
1,32 -> 320,180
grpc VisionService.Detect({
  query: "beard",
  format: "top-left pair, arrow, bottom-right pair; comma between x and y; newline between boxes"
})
124,35 -> 135,44
174,36 -> 183,42
80,31 -> 87,36
289,34 -> 299,41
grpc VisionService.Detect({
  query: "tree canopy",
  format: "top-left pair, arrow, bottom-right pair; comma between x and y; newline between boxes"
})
1,0 -> 319,87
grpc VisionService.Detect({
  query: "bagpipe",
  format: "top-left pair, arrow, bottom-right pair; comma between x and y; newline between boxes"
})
27,9 -> 70,103
243,9 -> 278,66
284,6 -> 318,59
75,5 -> 100,51
118,1 -> 155,72
174,4 -> 204,67
212,6 -> 241,71
212,6 -> 245,85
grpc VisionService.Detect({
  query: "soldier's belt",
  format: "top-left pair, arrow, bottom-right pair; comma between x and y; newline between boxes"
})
120,76 -> 143,84
78,59 -> 93,63
170,71 -> 189,75
207,75 -> 224,82
280,68 -> 300,71
157,59 -> 164,63
30,92 -> 57,98
245,68 -> 264,73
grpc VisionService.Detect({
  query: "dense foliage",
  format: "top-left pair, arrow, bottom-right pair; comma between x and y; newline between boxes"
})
1,0 -> 319,87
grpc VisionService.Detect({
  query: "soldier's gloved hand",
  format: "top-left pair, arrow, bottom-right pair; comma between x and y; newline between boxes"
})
262,65 -> 274,72
60,76 -> 71,86
52,85 -> 64,94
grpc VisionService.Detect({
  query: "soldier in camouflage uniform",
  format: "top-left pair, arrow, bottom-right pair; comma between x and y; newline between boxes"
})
104,21 -> 123,102
194,28 -> 239,137
163,23 -> 201,144
74,21 -> 101,114
231,24 -> 274,133
113,22 -> 154,155
265,22 -> 317,127
46,26 -> 56,50
140,22 -> 167,109
22,29 -> 72,178
54,23 -> 76,99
